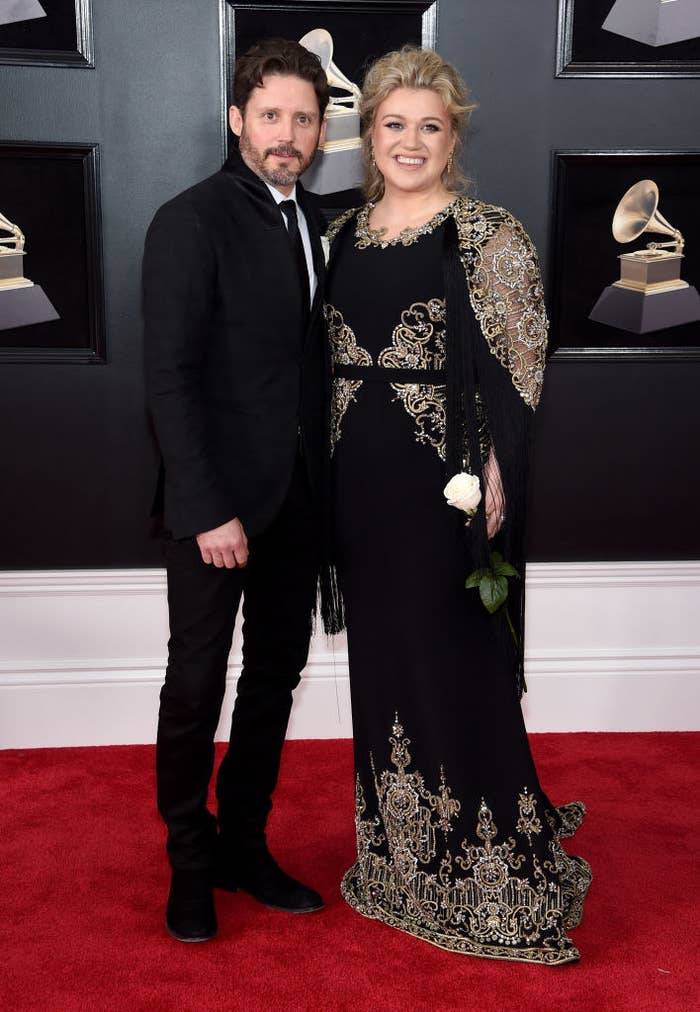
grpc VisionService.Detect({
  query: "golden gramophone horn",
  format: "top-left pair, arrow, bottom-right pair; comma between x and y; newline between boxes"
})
299,29 -> 361,110
612,179 -> 684,254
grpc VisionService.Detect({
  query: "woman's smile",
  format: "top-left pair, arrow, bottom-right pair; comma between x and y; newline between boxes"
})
394,155 -> 426,167
371,87 -> 454,196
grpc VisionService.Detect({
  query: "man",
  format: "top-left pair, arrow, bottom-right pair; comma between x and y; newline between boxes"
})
143,38 -> 329,943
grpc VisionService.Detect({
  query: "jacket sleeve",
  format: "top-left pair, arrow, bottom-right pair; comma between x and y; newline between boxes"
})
472,217 -> 548,410
143,201 -> 234,536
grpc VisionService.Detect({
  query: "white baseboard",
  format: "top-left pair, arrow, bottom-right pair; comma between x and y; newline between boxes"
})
1,563 -> 699,747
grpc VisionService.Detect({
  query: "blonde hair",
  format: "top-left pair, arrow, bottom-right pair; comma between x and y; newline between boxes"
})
360,47 -> 477,203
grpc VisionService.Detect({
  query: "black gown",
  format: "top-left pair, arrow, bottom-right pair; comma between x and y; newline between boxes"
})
325,200 -> 591,965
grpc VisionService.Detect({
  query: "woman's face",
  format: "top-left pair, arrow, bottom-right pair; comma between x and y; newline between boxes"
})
371,87 -> 455,198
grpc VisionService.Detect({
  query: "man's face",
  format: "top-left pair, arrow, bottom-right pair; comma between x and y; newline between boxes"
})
230,73 -> 326,195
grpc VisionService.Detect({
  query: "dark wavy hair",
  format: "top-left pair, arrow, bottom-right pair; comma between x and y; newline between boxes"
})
233,38 -> 330,117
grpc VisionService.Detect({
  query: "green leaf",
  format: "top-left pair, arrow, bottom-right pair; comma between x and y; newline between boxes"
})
493,560 -> 520,578
479,574 -> 509,614
465,568 -> 487,589
490,551 -> 504,567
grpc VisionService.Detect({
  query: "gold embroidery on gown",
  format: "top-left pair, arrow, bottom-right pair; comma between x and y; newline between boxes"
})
452,198 -> 548,409
354,199 -> 459,249
325,304 -> 372,453
326,204 -> 589,963
341,718 -> 591,965
327,297 -> 489,461
325,206 -> 356,247
379,300 -> 448,460
378,299 -> 447,371
326,197 -> 549,411
516,787 -> 543,845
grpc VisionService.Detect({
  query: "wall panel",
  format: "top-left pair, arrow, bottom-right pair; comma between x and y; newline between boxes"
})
0,1 -> 698,746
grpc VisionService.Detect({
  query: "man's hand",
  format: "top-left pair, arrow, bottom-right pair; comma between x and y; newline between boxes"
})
196,518 -> 249,569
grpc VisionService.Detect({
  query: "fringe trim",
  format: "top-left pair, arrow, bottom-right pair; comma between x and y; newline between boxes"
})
318,561 -> 346,636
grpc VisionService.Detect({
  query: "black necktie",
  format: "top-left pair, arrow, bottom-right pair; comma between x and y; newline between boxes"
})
279,200 -> 311,320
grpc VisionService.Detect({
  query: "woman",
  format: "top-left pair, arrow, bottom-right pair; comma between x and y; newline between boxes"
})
322,47 -> 591,964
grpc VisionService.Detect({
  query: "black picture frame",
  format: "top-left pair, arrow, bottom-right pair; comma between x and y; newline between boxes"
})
548,150 -> 700,361
219,0 -> 439,158
0,141 -> 105,364
556,0 -> 700,78
0,0 -> 93,68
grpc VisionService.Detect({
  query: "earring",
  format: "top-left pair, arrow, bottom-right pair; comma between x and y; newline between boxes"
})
447,152 -> 454,173
370,146 -> 376,168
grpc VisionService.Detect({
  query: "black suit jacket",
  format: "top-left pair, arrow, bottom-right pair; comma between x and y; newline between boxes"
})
143,148 -> 327,540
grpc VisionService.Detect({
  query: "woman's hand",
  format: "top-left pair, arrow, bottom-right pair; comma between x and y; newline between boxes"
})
483,449 -> 506,539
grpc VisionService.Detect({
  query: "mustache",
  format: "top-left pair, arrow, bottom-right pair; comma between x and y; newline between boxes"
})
265,145 -> 303,160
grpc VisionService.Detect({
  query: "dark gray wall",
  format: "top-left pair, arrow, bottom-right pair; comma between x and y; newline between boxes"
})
1,0 -> 698,567
0,0 -> 223,567
440,0 -> 700,560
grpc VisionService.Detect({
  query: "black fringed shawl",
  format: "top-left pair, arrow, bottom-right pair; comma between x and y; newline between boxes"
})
320,197 -> 549,699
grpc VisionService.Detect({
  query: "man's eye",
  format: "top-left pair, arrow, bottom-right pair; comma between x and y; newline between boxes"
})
263,112 -> 276,120
298,115 -> 309,125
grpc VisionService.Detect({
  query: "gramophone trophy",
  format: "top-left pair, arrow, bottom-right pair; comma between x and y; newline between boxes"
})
588,180 -> 700,334
0,209 -> 59,331
0,1 -> 47,27
299,29 -> 363,194
602,0 -> 700,47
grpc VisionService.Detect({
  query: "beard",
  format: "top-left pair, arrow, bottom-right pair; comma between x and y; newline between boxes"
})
239,130 -> 316,188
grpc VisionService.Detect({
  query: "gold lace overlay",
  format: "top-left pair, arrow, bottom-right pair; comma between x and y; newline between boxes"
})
452,196 -> 548,409
377,299 -> 489,463
341,718 -> 591,965
379,300 -> 449,460
325,206 -> 357,248
326,297 -> 489,462
325,197 -> 548,410
354,199 -> 459,249
325,304 -> 372,452
516,787 -> 543,845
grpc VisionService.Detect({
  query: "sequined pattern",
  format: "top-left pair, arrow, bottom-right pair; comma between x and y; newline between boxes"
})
354,199 -> 459,250
378,299 -> 447,371
452,197 -> 548,409
342,718 -> 591,965
379,300 -> 449,460
325,304 -> 372,452
516,787 -> 543,845
325,206 -> 357,248
387,383 -> 449,460
326,297 -> 489,463
325,197 -> 548,410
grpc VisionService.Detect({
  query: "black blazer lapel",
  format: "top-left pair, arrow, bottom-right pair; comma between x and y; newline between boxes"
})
221,145 -> 285,231
221,150 -> 322,341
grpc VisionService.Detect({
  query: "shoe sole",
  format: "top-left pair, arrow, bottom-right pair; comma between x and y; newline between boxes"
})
253,898 -> 325,914
214,881 -> 323,914
241,888 -> 324,914
165,917 -> 216,943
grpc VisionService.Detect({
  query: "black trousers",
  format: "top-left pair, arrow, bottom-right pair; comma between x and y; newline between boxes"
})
156,457 -> 319,871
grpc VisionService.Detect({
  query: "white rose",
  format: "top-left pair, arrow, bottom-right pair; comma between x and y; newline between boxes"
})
320,236 -> 330,266
443,472 -> 482,516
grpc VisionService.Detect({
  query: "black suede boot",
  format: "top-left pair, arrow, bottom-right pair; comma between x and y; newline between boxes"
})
165,869 -> 217,942
215,844 -> 323,914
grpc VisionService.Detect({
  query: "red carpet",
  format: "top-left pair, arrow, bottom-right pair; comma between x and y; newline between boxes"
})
1,734 -> 697,1011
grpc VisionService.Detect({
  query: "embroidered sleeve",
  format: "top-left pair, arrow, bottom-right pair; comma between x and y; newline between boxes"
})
479,220 -> 548,409
455,199 -> 548,410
